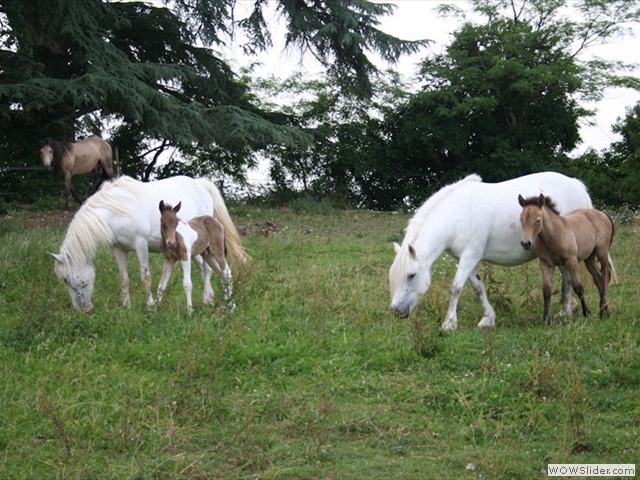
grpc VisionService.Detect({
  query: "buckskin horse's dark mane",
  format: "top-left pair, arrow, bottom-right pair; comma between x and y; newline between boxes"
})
42,139 -> 73,164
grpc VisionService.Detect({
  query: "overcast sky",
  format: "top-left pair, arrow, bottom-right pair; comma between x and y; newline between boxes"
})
225,0 -> 640,155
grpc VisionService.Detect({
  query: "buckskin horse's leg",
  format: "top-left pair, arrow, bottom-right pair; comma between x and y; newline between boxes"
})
566,258 -> 590,318
539,260 -> 556,324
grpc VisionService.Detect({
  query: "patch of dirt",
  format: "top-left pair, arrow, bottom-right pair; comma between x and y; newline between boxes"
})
16,209 -> 73,230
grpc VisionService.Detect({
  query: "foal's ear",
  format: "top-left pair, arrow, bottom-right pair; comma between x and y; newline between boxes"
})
538,194 -> 545,207
174,201 -> 181,213
518,194 -> 525,206
159,200 -> 165,212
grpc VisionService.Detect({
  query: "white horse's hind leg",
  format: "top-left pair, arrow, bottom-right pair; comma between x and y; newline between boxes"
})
134,241 -> 155,308
559,266 -> 577,317
468,268 -> 496,328
112,248 -> 131,307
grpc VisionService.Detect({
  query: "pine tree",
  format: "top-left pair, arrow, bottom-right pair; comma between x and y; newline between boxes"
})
0,0 -> 424,198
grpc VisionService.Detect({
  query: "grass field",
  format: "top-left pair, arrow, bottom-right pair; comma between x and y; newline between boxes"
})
1,204 -> 638,479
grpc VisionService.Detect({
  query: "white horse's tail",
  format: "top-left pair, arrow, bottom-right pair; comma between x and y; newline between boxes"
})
197,179 -> 249,264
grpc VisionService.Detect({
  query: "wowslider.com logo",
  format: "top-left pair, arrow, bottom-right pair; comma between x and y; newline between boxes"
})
548,464 -> 635,477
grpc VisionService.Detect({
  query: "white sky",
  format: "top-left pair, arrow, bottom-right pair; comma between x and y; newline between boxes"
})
224,0 -> 640,155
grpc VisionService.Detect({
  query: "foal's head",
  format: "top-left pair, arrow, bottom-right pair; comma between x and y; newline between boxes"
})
518,194 -> 560,250
159,200 -> 182,250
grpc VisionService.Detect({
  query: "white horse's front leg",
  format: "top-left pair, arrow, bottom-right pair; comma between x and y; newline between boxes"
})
442,255 -> 483,331
468,268 -> 496,328
112,248 -> 131,307
181,257 -> 194,313
157,259 -> 176,305
134,240 -> 155,308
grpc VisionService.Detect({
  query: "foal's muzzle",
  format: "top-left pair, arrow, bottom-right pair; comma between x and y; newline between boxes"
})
520,239 -> 533,250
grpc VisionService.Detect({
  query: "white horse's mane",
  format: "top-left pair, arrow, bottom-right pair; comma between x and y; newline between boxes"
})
59,176 -> 143,266
390,174 -> 482,294
403,174 -> 482,246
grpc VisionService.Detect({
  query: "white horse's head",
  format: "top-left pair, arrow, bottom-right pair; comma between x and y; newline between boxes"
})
389,242 -> 431,317
49,252 -> 95,313
40,142 -> 54,170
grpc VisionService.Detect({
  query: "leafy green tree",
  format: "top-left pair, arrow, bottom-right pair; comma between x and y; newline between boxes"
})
0,0 -> 424,201
383,0 -> 640,197
562,102 -> 640,206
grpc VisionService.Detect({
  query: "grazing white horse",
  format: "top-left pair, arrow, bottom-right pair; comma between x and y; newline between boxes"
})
389,172 -> 597,330
49,175 -> 247,312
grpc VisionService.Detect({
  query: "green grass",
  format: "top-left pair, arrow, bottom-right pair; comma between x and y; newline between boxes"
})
1,206 -> 638,479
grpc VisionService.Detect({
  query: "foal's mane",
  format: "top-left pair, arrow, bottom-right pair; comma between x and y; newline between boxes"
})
58,176 -> 142,266
404,174 -> 483,245
520,195 -> 561,215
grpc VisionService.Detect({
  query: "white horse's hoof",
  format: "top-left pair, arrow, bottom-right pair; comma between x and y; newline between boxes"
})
477,317 -> 495,329
442,321 -> 457,331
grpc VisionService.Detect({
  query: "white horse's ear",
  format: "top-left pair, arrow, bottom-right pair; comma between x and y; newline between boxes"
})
408,244 -> 417,259
48,252 -> 63,263
393,242 -> 401,253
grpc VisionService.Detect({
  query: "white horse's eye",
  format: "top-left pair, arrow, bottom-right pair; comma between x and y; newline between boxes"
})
408,273 -> 417,281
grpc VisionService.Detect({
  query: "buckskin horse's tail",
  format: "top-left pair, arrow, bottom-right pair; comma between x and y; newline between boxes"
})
197,178 -> 249,264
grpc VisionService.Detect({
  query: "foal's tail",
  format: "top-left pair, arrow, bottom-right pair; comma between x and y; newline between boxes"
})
198,179 -> 249,264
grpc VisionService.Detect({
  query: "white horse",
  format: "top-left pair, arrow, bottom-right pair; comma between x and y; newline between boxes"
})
49,175 -> 247,312
389,172 -> 598,330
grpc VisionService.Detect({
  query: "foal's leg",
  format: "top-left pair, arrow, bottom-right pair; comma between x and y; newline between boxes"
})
180,256 -> 194,313
193,255 -> 215,304
203,251 -> 234,309
112,247 -> 131,307
566,259 -> 589,318
586,253 -> 610,318
539,261 -> 556,324
157,257 -> 176,305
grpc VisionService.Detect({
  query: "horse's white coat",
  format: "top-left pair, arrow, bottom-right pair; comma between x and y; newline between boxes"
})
389,172 -> 594,330
50,175 -> 244,312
